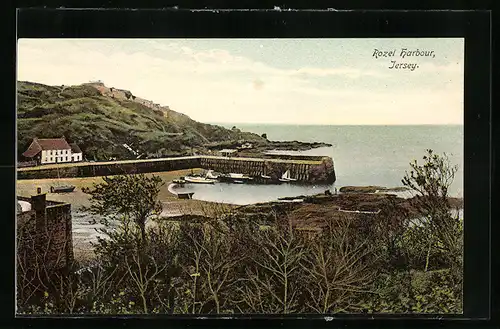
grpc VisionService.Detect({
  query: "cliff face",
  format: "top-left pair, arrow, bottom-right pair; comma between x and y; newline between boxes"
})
17,81 -> 266,161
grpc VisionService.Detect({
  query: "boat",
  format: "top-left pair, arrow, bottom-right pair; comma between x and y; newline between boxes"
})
50,167 -> 76,193
261,174 -> 272,179
177,192 -> 195,199
184,176 -> 217,184
219,173 -> 253,183
206,170 -> 220,179
229,173 -> 253,180
50,185 -> 76,193
279,170 -> 297,182
173,178 -> 186,185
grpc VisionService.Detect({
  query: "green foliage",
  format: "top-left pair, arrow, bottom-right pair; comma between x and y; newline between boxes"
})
361,269 -> 462,314
82,174 -> 164,242
403,149 -> 458,198
402,149 -> 463,275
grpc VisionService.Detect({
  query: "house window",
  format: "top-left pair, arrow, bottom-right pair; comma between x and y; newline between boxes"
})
66,156 -> 68,161
45,158 -> 48,162
50,151 -> 52,155
50,157 -> 53,161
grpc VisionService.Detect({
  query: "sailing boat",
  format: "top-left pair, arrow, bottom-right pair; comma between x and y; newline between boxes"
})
206,170 -> 220,180
50,166 -> 76,193
261,166 -> 271,179
279,169 -> 297,182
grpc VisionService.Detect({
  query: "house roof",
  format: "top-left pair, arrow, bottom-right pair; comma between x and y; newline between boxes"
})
22,138 -> 72,158
22,140 -> 42,158
70,143 -> 82,153
37,138 -> 71,151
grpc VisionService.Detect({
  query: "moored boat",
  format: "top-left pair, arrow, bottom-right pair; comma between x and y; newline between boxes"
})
50,185 -> 76,193
184,176 -> 217,184
50,167 -> 76,193
177,192 -> 195,199
279,170 -> 297,182
206,170 -> 220,179
219,173 -> 253,183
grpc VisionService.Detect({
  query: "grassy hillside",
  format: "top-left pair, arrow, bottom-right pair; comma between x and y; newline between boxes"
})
17,81 -> 266,161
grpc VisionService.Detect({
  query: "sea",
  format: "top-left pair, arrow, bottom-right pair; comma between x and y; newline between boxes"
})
173,124 -> 464,205
69,124 -> 463,249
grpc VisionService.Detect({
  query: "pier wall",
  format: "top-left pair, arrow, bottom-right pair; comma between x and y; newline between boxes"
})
261,154 -> 326,161
17,156 -> 336,184
17,157 -> 201,180
199,156 -> 336,184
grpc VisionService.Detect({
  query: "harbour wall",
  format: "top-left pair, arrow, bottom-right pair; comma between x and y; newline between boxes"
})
199,156 -> 336,184
17,156 -> 201,180
17,156 -> 336,184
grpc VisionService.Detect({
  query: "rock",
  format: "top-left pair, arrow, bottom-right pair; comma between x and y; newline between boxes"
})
340,186 -> 386,193
339,186 -> 409,193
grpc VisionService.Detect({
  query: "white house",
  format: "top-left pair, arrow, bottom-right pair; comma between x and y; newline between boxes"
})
22,137 -> 83,165
70,143 -> 83,162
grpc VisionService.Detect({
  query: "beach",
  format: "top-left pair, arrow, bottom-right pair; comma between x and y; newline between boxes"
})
16,168 -> 234,261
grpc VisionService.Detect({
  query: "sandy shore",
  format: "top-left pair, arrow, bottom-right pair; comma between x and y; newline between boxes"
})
16,169 -> 205,207
17,168 -> 233,262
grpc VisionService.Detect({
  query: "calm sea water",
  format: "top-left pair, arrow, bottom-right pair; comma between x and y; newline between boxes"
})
174,124 -> 464,205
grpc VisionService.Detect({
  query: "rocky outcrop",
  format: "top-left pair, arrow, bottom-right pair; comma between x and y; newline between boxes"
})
339,186 -> 410,193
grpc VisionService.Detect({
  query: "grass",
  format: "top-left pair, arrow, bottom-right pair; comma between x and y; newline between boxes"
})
17,81 -> 266,161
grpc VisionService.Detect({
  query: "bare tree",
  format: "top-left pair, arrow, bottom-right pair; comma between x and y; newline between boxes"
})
235,218 -> 306,314
124,251 -> 168,314
301,216 -> 378,313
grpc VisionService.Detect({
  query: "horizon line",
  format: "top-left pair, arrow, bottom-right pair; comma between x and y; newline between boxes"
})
207,122 -> 464,126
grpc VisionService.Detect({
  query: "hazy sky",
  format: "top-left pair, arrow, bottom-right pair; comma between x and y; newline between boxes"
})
17,38 -> 464,125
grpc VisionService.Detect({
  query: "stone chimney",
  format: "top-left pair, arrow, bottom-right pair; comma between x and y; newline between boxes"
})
31,193 -> 47,229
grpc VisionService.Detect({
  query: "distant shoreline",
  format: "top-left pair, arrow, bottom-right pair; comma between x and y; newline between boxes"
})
210,123 -> 464,127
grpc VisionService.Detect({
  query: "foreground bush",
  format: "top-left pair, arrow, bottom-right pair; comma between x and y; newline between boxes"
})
16,151 -> 463,314
16,214 -> 463,315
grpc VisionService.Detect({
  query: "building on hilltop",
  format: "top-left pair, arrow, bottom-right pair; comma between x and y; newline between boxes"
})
22,137 -> 83,165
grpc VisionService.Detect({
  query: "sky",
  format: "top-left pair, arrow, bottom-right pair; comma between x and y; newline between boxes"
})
17,38 -> 464,125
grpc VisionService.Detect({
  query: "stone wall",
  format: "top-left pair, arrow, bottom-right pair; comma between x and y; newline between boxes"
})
17,157 -> 202,180
261,154 -> 326,161
17,194 -> 73,271
17,156 -> 336,184
199,156 -> 336,184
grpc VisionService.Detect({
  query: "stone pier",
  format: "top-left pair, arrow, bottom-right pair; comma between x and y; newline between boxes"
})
17,155 -> 336,184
